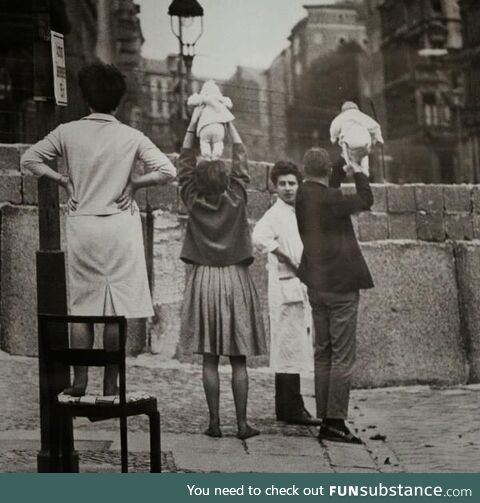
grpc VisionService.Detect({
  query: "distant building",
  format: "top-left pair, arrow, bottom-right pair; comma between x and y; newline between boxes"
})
378,0 -> 463,183
0,0 -> 144,143
289,3 -> 367,93
222,66 -> 270,161
459,0 -> 480,182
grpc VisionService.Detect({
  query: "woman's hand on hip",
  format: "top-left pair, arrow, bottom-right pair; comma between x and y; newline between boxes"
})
59,175 -> 78,212
117,182 -> 136,212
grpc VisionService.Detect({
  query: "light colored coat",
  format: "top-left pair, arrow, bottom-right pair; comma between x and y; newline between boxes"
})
252,198 -> 313,374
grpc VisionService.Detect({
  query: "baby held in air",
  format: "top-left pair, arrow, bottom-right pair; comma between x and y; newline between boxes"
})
330,101 -> 384,177
187,80 -> 235,160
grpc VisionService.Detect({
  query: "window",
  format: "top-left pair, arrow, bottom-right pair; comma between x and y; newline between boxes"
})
423,93 -> 438,126
431,0 -> 443,15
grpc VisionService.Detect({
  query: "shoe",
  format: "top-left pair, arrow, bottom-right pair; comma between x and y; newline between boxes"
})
237,425 -> 260,440
318,425 -> 362,444
286,408 -> 323,426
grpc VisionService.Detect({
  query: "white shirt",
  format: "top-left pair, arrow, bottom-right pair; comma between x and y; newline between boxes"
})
252,198 -> 303,279
21,113 -> 176,216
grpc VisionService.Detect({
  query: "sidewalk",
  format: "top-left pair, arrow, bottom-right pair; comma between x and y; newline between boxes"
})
1,351 -> 479,473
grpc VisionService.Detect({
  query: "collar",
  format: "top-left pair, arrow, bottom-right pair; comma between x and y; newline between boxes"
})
305,178 -> 328,187
82,113 -> 119,123
275,197 -> 296,213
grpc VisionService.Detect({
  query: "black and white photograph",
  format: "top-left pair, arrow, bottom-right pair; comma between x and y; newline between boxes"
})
0,0 -> 480,479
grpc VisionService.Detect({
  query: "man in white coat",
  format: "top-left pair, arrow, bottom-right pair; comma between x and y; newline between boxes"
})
253,161 -> 321,426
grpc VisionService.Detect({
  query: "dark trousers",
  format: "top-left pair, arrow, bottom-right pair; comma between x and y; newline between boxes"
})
274,373 -> 305,421
308,289 -> 359,420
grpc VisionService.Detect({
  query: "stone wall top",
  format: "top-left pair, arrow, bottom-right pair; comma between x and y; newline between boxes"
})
2,143 -> 480,242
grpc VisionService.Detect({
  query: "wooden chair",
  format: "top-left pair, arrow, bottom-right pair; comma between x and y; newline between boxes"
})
38,314 -> 161,473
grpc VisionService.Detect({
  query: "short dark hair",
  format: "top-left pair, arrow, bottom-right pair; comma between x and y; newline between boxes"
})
195,160 -> 229,195
303,148 -> 331,178
270,161 -> 303,185
78,63 -> 126,113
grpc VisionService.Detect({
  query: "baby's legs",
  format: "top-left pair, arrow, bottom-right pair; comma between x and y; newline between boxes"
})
63,322 -> 94,396
200,123 -> 226,160
211,141 -> 224,160
200,140 -> 213,160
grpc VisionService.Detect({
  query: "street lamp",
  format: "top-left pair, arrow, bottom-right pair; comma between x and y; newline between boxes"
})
168,0 -> 204,119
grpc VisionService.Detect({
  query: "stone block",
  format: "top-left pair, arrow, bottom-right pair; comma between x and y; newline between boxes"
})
445,213 -> 473,241
416,212 -> 445,242
473,215 -> 480,239
248,161 -> 270,191
454,243 -> 480,382
371,184 -> 387,213
1,206 -> 39,355
386,185 -> 416,213
415,185 -> 444,213
22,175 -> 38,205
247,189 -> 272,220
444,185 -> 472,213
356,242 -> 466,387
358,212 -> 389,241
471,186 -> 480,213
0,144 -> 21,173
0,174 -> 22,204
147,183 -> 178,211
389,214 -> 417,240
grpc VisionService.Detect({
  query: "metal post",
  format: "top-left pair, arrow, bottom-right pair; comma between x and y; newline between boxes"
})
177,17 -> 185,120
33,0 -> 78,473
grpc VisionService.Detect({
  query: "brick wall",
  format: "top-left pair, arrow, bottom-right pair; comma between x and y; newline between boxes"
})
2,144 -> 480,386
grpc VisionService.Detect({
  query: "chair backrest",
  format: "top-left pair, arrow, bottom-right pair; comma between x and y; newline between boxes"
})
38,314 -> 128,404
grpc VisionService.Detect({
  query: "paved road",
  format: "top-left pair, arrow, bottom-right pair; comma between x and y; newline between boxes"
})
1,351 -> 479,473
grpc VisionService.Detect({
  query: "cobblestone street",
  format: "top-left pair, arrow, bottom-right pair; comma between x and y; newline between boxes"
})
1,350 -> 479,473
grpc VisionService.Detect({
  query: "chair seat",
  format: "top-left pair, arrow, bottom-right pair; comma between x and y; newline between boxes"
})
57,391 -> 153,405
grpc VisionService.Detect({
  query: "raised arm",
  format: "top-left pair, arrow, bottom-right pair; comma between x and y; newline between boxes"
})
330,167 -> 373,218
228,123 -> 249,186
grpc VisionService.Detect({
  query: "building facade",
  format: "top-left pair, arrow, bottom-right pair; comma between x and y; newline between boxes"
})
378,0 -> 463,183
0,0 -> 144,143
459,0 -> 480,182
222,66 -> 270,161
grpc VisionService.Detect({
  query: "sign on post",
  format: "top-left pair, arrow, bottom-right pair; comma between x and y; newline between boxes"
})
50,30 -> 68,106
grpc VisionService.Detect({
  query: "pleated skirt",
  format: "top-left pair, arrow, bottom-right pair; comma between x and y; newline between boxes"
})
181,264 -> 267,356
66,210 -> 154,318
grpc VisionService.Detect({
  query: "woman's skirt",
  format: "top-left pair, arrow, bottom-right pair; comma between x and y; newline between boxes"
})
181,264 -> 267,356
66,210 -> 154,318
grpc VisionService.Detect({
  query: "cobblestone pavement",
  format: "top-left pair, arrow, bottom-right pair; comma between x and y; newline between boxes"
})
1,351 -> 479,473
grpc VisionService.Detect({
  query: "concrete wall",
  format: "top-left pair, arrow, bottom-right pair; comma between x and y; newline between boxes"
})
1,143 -> 480,386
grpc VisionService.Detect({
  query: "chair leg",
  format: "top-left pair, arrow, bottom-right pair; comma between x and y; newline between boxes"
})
120,415 -> 128,473
149,410 -> 161,473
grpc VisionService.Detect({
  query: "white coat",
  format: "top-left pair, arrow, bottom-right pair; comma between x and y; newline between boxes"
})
252,198 -> 313,374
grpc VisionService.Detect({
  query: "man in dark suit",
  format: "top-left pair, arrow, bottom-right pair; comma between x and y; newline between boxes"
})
295,148 -> 374,444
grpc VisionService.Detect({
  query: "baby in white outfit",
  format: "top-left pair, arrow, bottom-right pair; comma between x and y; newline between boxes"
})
330,101 -> 384,176
187,80 -> 235,160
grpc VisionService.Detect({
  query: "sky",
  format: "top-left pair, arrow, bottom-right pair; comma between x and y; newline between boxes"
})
137,0 -> 337,80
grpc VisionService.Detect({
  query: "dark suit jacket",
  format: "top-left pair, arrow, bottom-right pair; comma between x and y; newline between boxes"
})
295,162 -> 374,293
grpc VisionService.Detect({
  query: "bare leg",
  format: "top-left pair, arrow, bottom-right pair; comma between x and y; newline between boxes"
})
63,323 -> 94,396
103,322 -> 119,396
200,140 -> 212,160
203,354 -> 222,437
230,355 -> 259,439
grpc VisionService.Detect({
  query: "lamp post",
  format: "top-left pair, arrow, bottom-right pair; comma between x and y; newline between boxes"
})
168,0 -> 204,120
